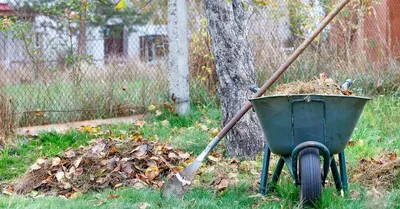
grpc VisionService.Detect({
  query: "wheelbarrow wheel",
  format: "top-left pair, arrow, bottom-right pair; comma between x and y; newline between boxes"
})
299,147 -> 322,205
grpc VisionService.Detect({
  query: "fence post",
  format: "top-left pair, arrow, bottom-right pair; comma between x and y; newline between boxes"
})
167,0 -> 190,115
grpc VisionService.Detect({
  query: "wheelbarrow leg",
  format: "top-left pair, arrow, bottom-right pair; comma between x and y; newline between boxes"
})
260,144 -> 271,195
330,157 -> 342,192
338,151 -> 348,193
266,157 -> 285,193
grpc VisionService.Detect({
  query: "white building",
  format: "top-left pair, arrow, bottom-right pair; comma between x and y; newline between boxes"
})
0,1 -> 168,71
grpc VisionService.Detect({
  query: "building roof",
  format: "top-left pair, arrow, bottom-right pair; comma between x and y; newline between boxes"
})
0,3 -> 15,15
0,3 -> 12,12
0,3 -> 12,11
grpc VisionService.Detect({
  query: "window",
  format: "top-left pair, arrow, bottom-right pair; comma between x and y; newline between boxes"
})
140,35 -> 168,62
104,24 -> 124,59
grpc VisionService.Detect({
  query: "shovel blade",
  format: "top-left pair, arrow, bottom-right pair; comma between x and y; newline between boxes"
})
161,160 -> 202,199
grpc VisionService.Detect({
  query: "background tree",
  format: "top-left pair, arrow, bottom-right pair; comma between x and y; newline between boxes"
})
6,0 -> 149,86
204,0 -> 264,158
11,0 -> 149,57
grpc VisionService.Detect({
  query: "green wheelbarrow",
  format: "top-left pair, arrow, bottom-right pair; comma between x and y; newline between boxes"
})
249,94 -> 370,205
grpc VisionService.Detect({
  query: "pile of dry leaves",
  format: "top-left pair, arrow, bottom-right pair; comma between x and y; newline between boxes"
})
273,73 -> 353,96
351,151 -> 400,188
4,138 -> 192,198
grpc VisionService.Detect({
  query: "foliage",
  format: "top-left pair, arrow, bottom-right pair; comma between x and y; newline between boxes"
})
0,17 -> 44,80
12,0 -> 149,31
189,17 -> 217,98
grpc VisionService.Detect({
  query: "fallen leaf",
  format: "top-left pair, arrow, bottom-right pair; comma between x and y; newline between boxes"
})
52,156 -> 61,167
132,135 -> 143,141
68,192 -> 81,199
208,155 -> 220,162
28,190 -> 39,197
155,110 -> 162,116
145,165 -> 160,181
74,167 -> 84,176
210,128 -> 219,137
34,109 -> 41,116
95,169 -> 106,177
347,140 -> 356,146
74,156 -> 84,168
36,158 -> 47,164
200,124 -> 208,131
94,200 -> 105,207
228,172 -> 238,179
64,149 -> 76,158
107,194 -> 120,199
164,144 -> 173,150
350,190 -> 362,200
2,186 -> 14,196
161,120 -> 170,127
132,145 -> 147,158
148,104 -> 156,112
389,153 -> 397,161
130,179 -> 147,189
249,194 -> 281,202
100,159 -> 108,166
177,151 -> 190,159
108,146 -> 119,155
90,142 -> 106,154
168,152 -> 178,159
122,163 -> 133,174
136,202 -> 150,209
96,177 -> 107,184
65,166 -> 75,179
61,180 -> 72,190
55,171 -> 65,182
114,183 -> 123,188
216,178 -> 229,190
134,120 -> 146,128
30,163 -> 42,171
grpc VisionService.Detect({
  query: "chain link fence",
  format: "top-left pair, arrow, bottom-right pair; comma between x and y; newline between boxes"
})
0,0 -> 399,130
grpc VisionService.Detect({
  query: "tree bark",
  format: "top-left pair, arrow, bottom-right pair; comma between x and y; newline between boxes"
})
204,0 -> 264,158
77,0 -> 87,55
168,0 -> 190,115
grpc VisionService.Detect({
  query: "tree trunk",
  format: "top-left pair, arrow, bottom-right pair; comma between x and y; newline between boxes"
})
78,0 -> 87,55
167,0 -> 190,115
204,0 -> 264,158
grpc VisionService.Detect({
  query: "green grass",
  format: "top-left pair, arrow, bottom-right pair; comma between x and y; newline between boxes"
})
0,95 -> 399,208
1,181 -> 399,208
4,79 -> 169,126
346,96 -> 400,163
0,131 -> 92,181
0,185 -> 275,209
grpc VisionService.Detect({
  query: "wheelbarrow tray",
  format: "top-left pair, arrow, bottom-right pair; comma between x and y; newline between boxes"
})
249,94 -> 370,156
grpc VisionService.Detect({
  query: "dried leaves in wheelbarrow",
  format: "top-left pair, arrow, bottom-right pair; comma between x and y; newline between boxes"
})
273,73 -> 353,96
9,138 -> 192,197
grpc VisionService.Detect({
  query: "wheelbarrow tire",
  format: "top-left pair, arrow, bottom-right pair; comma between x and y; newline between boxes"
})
299,147 -> 322,206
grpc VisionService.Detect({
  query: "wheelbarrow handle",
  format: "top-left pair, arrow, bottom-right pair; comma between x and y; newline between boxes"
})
216,0 -> 351,140
341,79 -> 353,90
249,85 -> 260,93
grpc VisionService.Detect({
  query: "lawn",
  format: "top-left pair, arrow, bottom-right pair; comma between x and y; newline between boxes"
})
0,95 -> 399,209
3,79 -> 169,126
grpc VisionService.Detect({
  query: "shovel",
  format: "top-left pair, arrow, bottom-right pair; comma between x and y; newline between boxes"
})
161,0 -> 350,199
